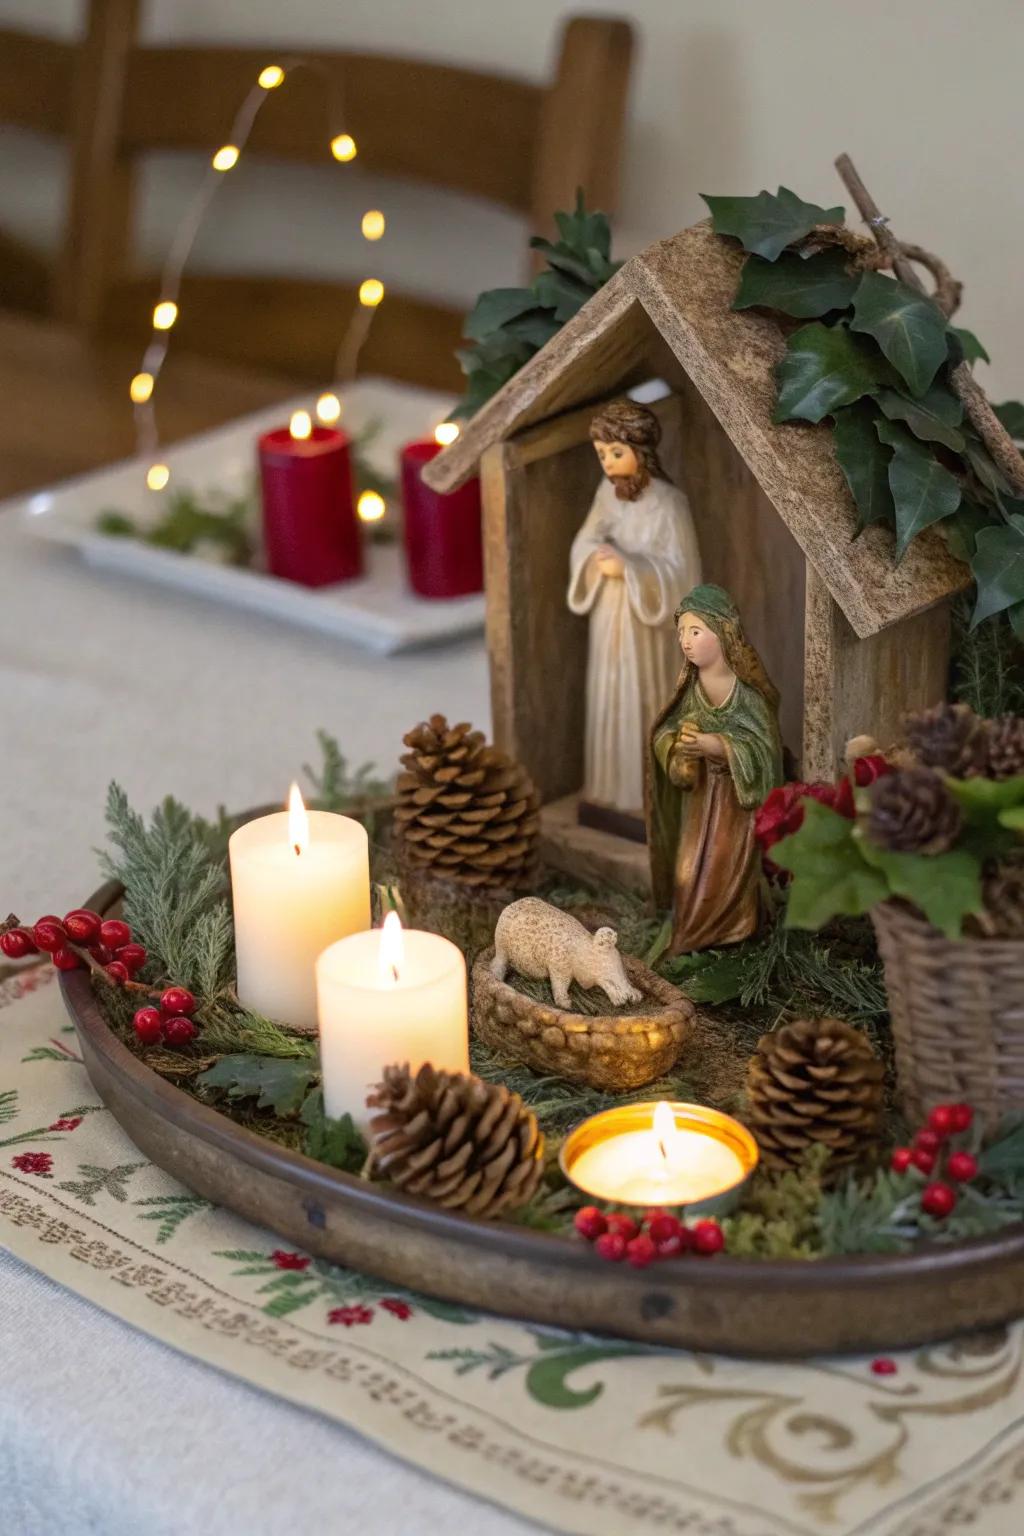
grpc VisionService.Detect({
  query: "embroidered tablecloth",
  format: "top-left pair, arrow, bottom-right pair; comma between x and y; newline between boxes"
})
2,969 -> 1023,1536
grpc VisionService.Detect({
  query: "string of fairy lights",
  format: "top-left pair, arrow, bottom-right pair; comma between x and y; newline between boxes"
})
132,57 -> 401,497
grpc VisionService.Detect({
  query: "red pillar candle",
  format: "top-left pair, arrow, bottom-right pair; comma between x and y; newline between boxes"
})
258,412 -> 362,587
400,428 -> 483,599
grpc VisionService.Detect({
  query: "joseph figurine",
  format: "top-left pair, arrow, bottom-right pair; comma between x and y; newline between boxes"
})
648,585 -> 783,954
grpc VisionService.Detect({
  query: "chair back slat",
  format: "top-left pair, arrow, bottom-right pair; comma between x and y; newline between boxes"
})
0,29 -> 76,134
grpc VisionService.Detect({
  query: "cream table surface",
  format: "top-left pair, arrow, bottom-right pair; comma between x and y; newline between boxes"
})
0,387 -> 532,1535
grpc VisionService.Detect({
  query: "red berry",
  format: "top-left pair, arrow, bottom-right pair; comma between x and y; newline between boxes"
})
871,1357 -> 898,1376
573,1206 -> 607,1241
133,1006 -> 163,1044
160,986 -> 197,1016
646,1211 -> 682,1245
691,1220 -> 725,1256
163,1015 -> 197,1048
63,909 -> 102,944
654,1231 -> 689,1259
913,1129 -> 942,1154
921,1181 -> 957,1219
116,943 -> 148,974
32,920 -> 66,953
626,1233 -> 658,1268
890,1146 -> 913,1174
99,919 -> 132,950
946,1150 -> 979,1183
948,1103 -> 974,1133
104,961 -> 130,985
927,1104 -> 956,1137
0,928 -> 37,959
52,947 -> 82,971
604,1213 -> 639,1242
594,1231 -> 627,1262
910,1148 -> 936,1175
89,943 -> 114,965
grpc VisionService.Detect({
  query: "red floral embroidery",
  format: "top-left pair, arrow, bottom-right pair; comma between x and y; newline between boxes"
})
12,1152 -> 53,1176
380,1297 -> 413,1320
328,1304 -> 374,1327
48,1117 -> 83,1132
270,1250 -> 310,1270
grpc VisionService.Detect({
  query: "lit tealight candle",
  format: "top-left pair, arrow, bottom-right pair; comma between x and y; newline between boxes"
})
229,785 -> 371,1031
561,1101 -> 757,1212
316,911 -> 469,1129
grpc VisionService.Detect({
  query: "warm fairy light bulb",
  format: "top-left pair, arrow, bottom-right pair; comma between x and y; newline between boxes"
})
379,910 -> 404,985
330,133 -> 357,162
358,278 -> 384,307
357,489 -> 385,522
434,421 -> 459,447
146,463 -> 170,491
316,391 -> 342,424
288,782 -> 309,857
212,144 -> 240,172
130,371 -> 154,404
289,410 -> 312,441
361,209 -> 385,241
153,300 -> 178,330
258,64 -> 284,89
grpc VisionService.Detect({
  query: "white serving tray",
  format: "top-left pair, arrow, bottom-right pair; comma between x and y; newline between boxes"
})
11,378 -> 486,656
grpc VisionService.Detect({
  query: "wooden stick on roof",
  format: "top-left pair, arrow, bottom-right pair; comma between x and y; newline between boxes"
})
835,152 -> 1024,497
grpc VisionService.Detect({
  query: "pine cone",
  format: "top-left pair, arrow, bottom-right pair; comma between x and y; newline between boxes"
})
394,715 -> 540,890
366,1062 -> 544,1217
904,701 -> 988,777
968,857 -> 1024,939
746,1018 -> 885,1175
866,767 -> 961,854
985,715 -> 1024,781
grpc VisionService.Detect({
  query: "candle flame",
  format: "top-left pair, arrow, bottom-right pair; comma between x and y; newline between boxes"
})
289,410 -> 312,441
434,421 -> 459,447
379,909 -> 404,985
288,782 -> 309,856
653,1101 -> 677,1163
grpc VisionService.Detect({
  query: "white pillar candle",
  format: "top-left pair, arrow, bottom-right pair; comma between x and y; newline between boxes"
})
230,786 -> 370,1031
316,912 -> 469,1128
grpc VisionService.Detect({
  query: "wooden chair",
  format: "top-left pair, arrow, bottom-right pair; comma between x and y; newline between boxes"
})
60,4 -> 635,393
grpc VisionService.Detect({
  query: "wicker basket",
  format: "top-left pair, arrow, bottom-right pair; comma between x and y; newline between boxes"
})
872,900 -> 1024,1124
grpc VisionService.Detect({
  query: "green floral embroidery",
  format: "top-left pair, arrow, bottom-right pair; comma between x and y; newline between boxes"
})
430,1330 -> 667,1410
216,1248 -> 474,1325
134,1193 -> 213,1243
58,1161 -> 147,1205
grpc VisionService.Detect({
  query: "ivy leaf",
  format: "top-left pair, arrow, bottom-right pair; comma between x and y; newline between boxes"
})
462,287 -> 539,343
197,1054 -> 318,1117
533,268 -> 593,322
964,442 -> 1014,503
970,515 -> 1024,628
702,186 -> 844,262
994,401 -> 1024,441
773,800 -> 888,929
551,191 -> 614,263
875,384 -> 965,452
857,838 -> 982,940
874,420 -> 961,558
850,271 -> 949,397
732,249 -> 857,317
952,327 -> 991,366
774,322 -> 894,424
942,499 -> 993,563
300,1089 -> 367,1172
832,402 -> 895,533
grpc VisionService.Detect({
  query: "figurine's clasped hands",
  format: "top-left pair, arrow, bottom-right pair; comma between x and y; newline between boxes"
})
677,728 -> 725,760
594,544 -> 625,579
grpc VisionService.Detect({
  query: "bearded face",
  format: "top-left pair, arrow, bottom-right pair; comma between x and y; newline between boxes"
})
592,438 -> 651,502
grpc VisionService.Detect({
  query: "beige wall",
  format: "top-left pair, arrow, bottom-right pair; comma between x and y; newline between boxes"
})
3,0 -> 1021,398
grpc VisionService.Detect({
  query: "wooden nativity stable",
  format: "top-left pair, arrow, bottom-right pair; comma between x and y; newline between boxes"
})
426,220 -> 969,889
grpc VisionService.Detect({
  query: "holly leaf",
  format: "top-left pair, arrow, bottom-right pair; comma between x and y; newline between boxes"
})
994,401 -> 1024,441
874,420 -> 961,558
462,287 -> 540,343
774,322 -> 894,424
857,838 -> 982,940
946,775 -> 1024,860
773,800 -> 888,929
970,515 -> 1024,627
850,271 -> 949,397
952,327 -> 991,366
196,1054 -> 318,1117
875,384 -> 965,452
732,248 -> 857,317
702,186 -> 844,262
832,402 -> 895,533
551,191 -> 613,263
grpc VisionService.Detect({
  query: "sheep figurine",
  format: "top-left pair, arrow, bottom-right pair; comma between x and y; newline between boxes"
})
491,897 -> 642,1011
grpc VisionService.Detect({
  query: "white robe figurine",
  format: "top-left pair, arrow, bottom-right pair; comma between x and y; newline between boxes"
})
567,472 -> 701,815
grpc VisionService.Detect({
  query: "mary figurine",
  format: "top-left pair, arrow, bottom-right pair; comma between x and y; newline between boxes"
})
648,584 -> 783,954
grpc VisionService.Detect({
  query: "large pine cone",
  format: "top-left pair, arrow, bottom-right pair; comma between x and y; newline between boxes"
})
366,1062 -> 544,1218
394,715 -> 540,890
746,1018 -> 884,1174
904,701 -> 988,778
985,715 -> 1024,781
866,767 -> 961,854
